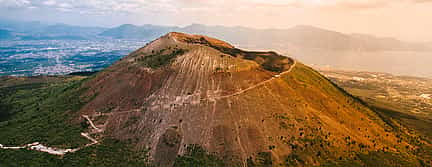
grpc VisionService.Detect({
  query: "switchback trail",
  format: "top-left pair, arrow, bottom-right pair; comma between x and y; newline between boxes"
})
90,60 -> 297,116
0,115 -> 102,155
97,60 -> 297,115
0,60 -> 296,155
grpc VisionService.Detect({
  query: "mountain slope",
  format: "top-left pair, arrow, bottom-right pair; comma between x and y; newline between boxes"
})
74,32 -> 430,166
0,32 -> 430,166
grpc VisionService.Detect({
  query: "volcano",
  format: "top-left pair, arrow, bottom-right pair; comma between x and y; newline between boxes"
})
75,32 -> 423,166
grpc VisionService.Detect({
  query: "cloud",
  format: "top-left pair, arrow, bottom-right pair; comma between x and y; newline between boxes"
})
43,0 -> 56,6
412,0 -> 432,3
245,0 -> 390,9
0,0 -> 431,15
0,0 -> 31,8
329,0 -> 389,9
58,3 -> 72,8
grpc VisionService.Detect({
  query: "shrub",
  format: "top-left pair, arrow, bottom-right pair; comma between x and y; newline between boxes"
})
173,144 -> 224,167
137,49 -> 186,68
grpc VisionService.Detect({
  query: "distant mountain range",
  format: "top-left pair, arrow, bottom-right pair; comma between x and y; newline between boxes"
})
0,19 -> 106,40
99,24 -> 176,40
99,24 -> 431,51
1,18 -> 430,52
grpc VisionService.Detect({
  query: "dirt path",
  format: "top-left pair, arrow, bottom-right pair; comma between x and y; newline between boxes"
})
89,60 -> 297,115
213,60 -> 296,99
0,60 -> 297,155
91,108 -> 142,117
0,115 -> 103,155
82,115 -> 102,132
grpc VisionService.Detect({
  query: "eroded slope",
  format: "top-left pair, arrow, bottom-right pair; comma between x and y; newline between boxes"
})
76,32 -> 429,166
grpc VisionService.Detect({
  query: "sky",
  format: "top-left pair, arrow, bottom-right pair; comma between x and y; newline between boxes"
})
1,0 -> 432,42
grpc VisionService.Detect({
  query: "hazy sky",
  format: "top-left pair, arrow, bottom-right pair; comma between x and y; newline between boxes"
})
1,0 -> 432,42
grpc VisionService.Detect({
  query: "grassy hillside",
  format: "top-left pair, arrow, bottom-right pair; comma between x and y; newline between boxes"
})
319,69 -> 432,166
269,63 -> 428,166
0,77 -> 88,148
282,64 -> 432,166
0,76 -> 152,166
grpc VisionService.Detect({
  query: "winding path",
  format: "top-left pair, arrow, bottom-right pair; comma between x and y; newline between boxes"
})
0,60 -> 296,156
0,115 -> 102,155
214,60 -> 296,99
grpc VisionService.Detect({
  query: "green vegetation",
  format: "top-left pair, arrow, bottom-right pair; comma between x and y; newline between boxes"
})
324,70 -> 432,142
123,115 -> 140,128
68,71 -> 99,76
322,70 -> 432,165
173,144 -> 225,167
260,55 -> 287,72
0,82 -> 45,121
215,67 -> 223,72
283,63 -> 341,96
321,151 -> 421,167
0,138 -> 152,167
242,51 -> 290,73
371,105 -> 432,165
0,78 -> 90,148
247,152 -> 273,167
277,63 -> 432,166
0,47 -> 430,166
136,48 -> 186,68
0,77 -> 153,166
185,37 -> 292,73
282,134 -> 335,166
284,63 -> 385,123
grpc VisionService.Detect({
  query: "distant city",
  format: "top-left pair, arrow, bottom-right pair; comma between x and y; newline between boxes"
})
0,39 -> 146,76
1,18 -> 432,78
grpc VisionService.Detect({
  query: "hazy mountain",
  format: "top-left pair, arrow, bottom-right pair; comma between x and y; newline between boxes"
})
0,19 -> 106,40
1,18 -> 426,51
99,24 -> 429,51
1,19 -> 431,77
182,24 -> 427,51
349,33 -> 428,51
0,18 -> 46,33
99,24 -> 176,39
35,24 -> 105,37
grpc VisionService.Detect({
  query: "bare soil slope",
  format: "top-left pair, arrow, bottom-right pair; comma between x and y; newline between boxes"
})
77,32 -> 428,166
